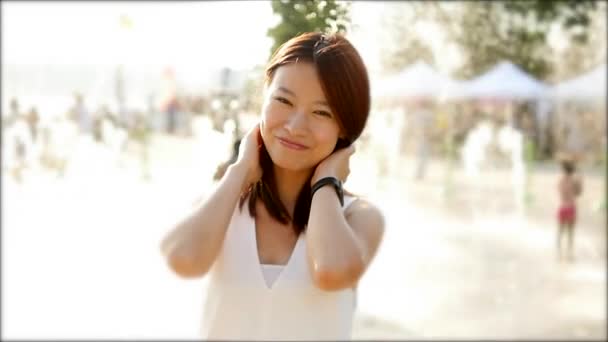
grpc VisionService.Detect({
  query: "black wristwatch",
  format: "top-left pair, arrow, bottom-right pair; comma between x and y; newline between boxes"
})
311,177 -> 344,206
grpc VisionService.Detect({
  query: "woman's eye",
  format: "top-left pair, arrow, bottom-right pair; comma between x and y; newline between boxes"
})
273,96 -> 292,106
313,110 -> 332,118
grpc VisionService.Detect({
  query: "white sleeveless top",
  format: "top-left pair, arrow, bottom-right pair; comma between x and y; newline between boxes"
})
261,264 -> 284,288
200,196 -> 358,340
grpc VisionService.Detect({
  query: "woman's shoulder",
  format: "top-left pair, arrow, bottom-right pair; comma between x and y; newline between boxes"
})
343,195 -> 383,224
343,195 -> 385,245
342,194 -> 358,210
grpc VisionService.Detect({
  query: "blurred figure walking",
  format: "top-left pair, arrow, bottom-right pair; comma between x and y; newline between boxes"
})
70,92 -> 92,135
412,98 -> 433,180
25,107 -> 40,143
4,97 -> 21,127
3,112 -> 35,183
160,67 -> 179,134
556,157 -> 583,262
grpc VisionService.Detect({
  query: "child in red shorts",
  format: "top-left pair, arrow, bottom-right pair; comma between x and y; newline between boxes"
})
556,159 -> 583,262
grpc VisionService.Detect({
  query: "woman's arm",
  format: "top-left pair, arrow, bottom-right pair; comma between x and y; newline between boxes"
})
161,124 -> 262,279
160,163 -> 249,278
305,187 -> 385,291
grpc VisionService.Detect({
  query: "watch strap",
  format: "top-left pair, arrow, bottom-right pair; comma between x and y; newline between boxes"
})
311,177 -> 344,206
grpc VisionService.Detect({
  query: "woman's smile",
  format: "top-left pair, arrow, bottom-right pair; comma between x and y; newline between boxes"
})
276,136 -> 309,151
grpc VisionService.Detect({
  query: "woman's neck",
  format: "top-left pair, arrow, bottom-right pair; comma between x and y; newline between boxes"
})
273,165 -> 313,215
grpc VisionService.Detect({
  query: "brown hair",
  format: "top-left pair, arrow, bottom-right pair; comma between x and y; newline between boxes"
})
238,32 -> 370,235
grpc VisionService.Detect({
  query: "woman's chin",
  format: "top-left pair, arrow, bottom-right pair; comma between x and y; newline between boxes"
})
272,159 -> 311,172
268,153 -> 314,173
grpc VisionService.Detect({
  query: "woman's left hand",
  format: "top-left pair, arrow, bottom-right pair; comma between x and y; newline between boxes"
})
311,144 -> 356,185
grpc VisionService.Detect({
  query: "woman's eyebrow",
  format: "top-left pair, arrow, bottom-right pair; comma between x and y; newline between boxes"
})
277,86 -> 296,97
277,85 -> 329,107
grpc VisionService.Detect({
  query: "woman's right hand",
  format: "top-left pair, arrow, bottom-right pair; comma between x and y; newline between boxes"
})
233,123 -> 263,189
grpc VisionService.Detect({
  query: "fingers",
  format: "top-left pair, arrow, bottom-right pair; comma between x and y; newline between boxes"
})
342,164 -> 351,183
244,122 -> 261,146
347,144 -> 356,155
248,122 -> 260,137
338,144 -> 355,157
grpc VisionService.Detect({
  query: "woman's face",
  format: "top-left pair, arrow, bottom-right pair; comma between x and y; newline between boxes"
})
260,62 -> 342,172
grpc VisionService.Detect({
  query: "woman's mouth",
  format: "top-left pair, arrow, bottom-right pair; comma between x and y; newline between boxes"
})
277,137 -> 308,150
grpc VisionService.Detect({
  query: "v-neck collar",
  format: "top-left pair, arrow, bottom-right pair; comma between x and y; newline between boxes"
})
248,206 -> 302,291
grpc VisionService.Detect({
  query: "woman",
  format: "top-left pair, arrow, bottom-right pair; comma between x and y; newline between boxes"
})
161,32 -> 384,340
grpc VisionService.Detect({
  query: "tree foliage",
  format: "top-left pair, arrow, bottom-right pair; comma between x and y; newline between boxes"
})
380,1 -> 601,80
435,1 -> 599,80
266,0 -> 351,57
379,3 -> 435,74
554,1 -> 606,81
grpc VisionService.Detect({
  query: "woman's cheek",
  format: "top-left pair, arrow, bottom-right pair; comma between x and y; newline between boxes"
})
261,102 -> 279,127
317,131 -> 339,154
260,106 -> 274,138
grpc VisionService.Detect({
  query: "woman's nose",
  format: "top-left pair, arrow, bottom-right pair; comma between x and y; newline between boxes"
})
284,111 -> 308,135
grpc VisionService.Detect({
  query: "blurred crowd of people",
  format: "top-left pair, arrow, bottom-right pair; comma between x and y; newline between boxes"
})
2,92 -> 159,183
2,84 -> 246,185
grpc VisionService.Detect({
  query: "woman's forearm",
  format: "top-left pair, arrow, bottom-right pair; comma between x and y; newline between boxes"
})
161,163 -> 249,277
305,186 -> 365,289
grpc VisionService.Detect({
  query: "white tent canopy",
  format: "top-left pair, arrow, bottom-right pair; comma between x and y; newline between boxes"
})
456,61 -> 549,100
551,64 -> 607,101
373,61 -> 461,99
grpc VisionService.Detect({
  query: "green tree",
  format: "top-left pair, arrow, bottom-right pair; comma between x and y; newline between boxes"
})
429,1 -> 599,80
267,0 -> 351,57
554,1 -> 606,81
379,3 -> 435,75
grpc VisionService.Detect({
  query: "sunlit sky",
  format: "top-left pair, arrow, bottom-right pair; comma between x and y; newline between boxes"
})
2,1 -> 385,72
3,1 -> 590,75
